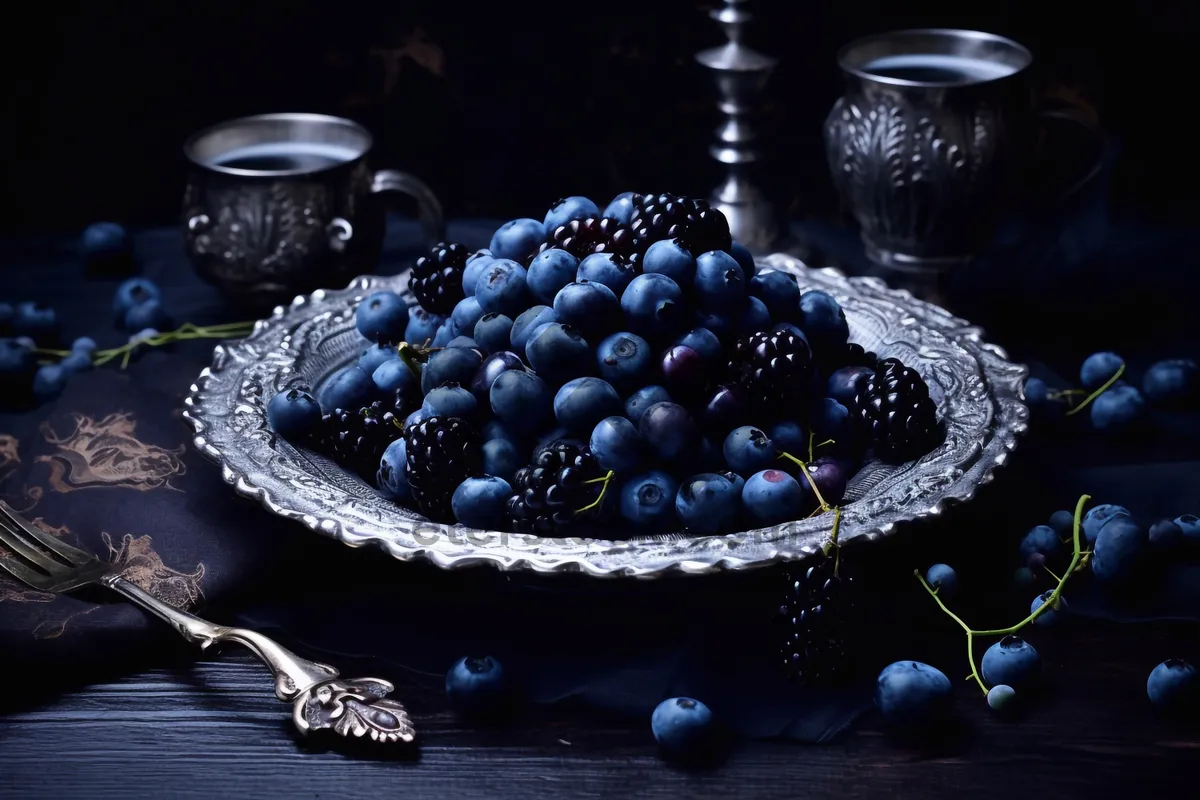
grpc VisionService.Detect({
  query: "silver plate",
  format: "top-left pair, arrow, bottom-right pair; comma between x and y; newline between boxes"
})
183,254 -> 1028,578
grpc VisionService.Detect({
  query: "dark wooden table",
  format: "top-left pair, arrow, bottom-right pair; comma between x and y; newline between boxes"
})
2,619 -> 1195,799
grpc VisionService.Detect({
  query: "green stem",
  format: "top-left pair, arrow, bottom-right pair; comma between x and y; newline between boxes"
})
777,451 -> 830,512
396,342 -> 425,385
576,470 -> 615,514
1064,365 -> 1125,417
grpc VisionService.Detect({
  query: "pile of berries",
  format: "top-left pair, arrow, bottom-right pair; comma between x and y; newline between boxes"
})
267,193 -> 945,538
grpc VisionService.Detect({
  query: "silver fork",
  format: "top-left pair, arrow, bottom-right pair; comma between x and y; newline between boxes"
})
0,500 -> 414,744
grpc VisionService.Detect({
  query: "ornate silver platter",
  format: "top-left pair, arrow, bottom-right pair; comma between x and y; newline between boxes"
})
183,254 -> 1028,578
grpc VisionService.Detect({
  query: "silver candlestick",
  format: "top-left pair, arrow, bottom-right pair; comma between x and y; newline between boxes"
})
695,0 -> 779,253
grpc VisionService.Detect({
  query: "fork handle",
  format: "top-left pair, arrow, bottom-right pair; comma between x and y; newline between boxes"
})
102,574 -> 415,743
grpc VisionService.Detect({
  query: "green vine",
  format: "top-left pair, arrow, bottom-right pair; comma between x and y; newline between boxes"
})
915,493 -> 1094,695
1046,363 -> 1125,416
35,321 -> 256,369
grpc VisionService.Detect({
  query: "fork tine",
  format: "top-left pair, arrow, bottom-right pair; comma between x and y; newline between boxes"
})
0,510 -> 71,575
0,552 -> 54,590
0,501 -> 94,566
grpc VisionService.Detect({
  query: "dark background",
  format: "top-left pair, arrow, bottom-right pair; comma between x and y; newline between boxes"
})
0,0 -> 1195,236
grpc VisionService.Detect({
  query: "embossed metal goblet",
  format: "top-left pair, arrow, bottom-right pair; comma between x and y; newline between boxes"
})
824,29 -> 1036,272
183,113 -> 444,307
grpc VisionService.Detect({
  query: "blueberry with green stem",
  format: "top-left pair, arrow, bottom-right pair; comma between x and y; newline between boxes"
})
124,300 -> 171,333
1019,525 -> 1062,564
742,469 -> 805,526
113,278 -> 160,321
981,636 -> 1041,690
1147,659 -> 1198,710
1025,377 -> 1049,407
1091,515 -> 1147,584
925,564 -> 958,600
1082,503 -> 1133,545
1080,351 -> 1125,391
1048,509 -> 1075,536
986,684 -> 1018,713
32,364 -> 66,401
1030,590 -> 1068,626
1091,383 -> 1145,430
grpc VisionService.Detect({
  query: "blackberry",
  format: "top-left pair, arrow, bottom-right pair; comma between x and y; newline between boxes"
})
409,242 -> 469,315
629,194 -> 732,255
727,330 -> 815,418
544,217 -> 636,259
777,552 -> 858,684
405,416 -> 484,522
315,400 -> 405,476
851,357 -> 942,464
507,441 -> 605,535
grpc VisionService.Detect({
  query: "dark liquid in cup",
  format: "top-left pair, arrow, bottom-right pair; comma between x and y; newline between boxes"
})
861,54 -> 1018,84
212,142 -> 359,172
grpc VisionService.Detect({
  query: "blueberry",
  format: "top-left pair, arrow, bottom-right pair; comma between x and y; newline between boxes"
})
553,280 -> 620,340
554,377 -> 622,432
445,655 -> 511,714
60,351 -> 93,375
423,383 -> 477,419
1175,514 -> 1200,542
1091,515 -> 1146,583
544,196 -> 600,234
489,218 -> 546,263
660,345 -> 708,400
526,249 -> 579,304
406,407 -> 433,429
676,472 -> 743,534
987,684 -> 1018,713
874,660 -> 953,728
621,273 -> 685,338
642,239 -> 697,285
1142,358 -> 1199,407
625,385 -> 671,427
431,319 -> 460,348
639,402 -> 699,462
695,309 -> 734,343
769,420 -> 807,455
482,438 -> 523,483
32,364 -> 67,401
589,416 -> 643,473
1025,377 -> 1050,407
462,250 -> 495,297
355,291 -> 407,343
451,476 -> 513,529
577,252 -> 637,296
728,241 -> 756,281
358,342 -> 397,376
317,365 -> 375,413
482,419 -> 523,446
650,697 -> 716,758
1082,503 -> 1133,545
596,332 -> 653,391
805,458 -> 848,506
742,469 -> 805,526
773,321 -> 807,340
447,335 -> 480,349
267,388 -> 322,439
1019,525 -> 1062,563
1090,383 -> 1145,430
112,278 -> 160,320
405,306 -> 445,346
1030,590 -> 1067,626
1048,509 -> 1076,536
73,339 -> 97,357
980,635 -> 1041,689
736,295 -> 772,334
1147,659 -> 1198,710
14,302 -> 60,343
697,382 -> 750,434
1148,518 -> 1184,552
525,322 -> 592,385
798,291 -> 849,351
509,305 -> 559,354
127,328 -> 159,346
474,312 -> 514,355
475,259 -> 529,316
693,250 -> 745,311
602,191 -> 638,225
1080,351 -> 1124,390
925,564 -> 958,600
1013,566 -> 1036,589
811,397 -> 852,442
448,298 -> 484,339
673,327 -> 721,362
490,369 -> 552,435
123,300 -> 171,333
471,351 -> 526,397
619,470 -> 680,530
80,221 -> 132,270
749,270 -> 800,322
723,426 -> 775,475
421,345 -> 481,394
827,366 -> 873,408
376,438 -> 411,499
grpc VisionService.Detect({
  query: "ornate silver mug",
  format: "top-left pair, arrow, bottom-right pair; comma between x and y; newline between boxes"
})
182,113 -> 444,307
824,29 -> 1090,273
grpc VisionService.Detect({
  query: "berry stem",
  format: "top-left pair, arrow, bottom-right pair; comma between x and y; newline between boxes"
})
575,470 -> 615,514
396,341 -> 425,385
1041,564 -> 1064,583
914,494 -> 1092,697
1064,365 -> 1125,417
777,451 -> 830,512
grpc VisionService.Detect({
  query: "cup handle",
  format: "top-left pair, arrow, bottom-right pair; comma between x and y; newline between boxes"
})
1036,109 -> 1105,202
371,169 -> 446,247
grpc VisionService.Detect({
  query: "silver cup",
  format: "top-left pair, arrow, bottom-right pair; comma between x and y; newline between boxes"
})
182,113 -> 444,307
825,29 -> 1063,273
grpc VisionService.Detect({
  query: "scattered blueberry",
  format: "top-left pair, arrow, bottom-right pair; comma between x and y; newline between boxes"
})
620,471 -> 680,530
267,388 -> 322,439
1048,509 -> 1076,537
650,697 -> 716,759
80,221 -> 133,272
544,196 -> 600,234
1147,658 -> 1198,710
526,249 -> 579,304
589,416 -> 643,473
1175,514 -> 1200,543
1019,525 -> 1062,564
489,218 -> 546,263
625,385 -> 671,428
1091,514 -> 1146,583
1024,377 -> 1050,408
742,469 -> 804,526
1030,591 -> 1068,626
1080,351 -> 1124,390
113,277 -> 160,321
31,364 -> 66,401
925,564 -> 958,600
445,655 -> 511,714
14,302 -> 60,343
749,270 -> 800,322
475,259 -> 530,317
642,239 -> 697,285
71,337 -> 97,354
1082,503 -> 1133,545
596,332 -> 653,391
317,365 -> 375,413
553,377 -> 622,432
358,342 -> 398,376
1090,383 -> 1145,430
490,369 -> 553,435
980,635 -> 1041,690
1142,358 -> 1199,407
675,472 -> 743,534
123,300 -> 171,333
355,291 -> 407,343
59,351 -> 93,375
1013,566 -> 1036,589
452,476 -> 513,529
986,684 -> 1018,713
874,660 -> 953,728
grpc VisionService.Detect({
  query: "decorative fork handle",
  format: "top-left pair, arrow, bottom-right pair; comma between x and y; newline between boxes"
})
101,574 -> 415,743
